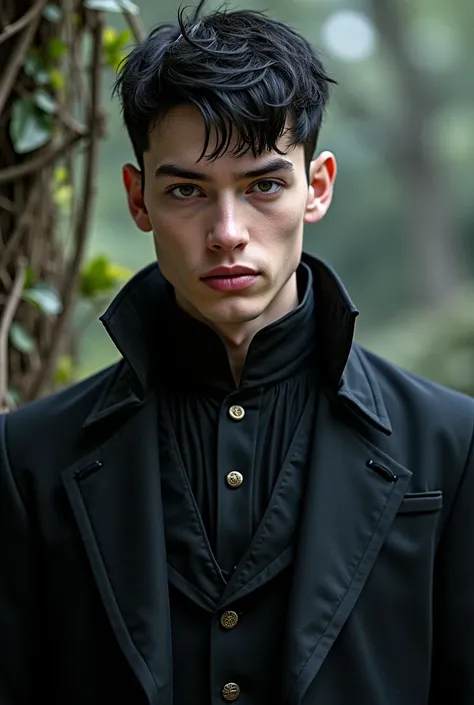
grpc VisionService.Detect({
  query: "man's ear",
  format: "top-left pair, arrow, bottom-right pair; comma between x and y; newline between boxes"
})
304,151 -> 337,224
122,164 -> 153,232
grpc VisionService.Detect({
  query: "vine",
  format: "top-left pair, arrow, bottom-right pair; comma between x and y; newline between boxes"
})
0,0 -> 144,411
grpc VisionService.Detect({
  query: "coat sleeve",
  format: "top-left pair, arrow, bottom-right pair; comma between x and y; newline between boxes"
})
0,413 -> 37,703
430,412 -> 474,703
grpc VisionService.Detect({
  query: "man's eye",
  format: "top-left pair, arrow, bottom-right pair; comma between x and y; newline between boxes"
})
250,180 -> 282,195
169,184 -> 201,199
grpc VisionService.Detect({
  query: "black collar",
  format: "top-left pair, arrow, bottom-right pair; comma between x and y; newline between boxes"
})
159,262 -> 317,392
92,252 -> 391,435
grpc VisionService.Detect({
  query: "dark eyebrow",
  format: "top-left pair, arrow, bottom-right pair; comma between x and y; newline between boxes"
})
235,157 -> 294,180
154,157 -> 294,182
154,164 -> 212,181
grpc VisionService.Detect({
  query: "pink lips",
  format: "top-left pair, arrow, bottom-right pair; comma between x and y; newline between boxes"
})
201,266 -> 259,292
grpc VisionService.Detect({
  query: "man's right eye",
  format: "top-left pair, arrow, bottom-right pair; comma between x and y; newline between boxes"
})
167,184 -> 202,199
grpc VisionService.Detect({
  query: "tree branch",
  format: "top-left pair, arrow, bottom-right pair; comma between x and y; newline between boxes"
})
0,132 -> 85,185
0,0 -> 47,47
28,12 -> 104,400
0,257 -> 27,412
0,2 -> 46,115
0,181 -> 42,269
122,7 -> 145,43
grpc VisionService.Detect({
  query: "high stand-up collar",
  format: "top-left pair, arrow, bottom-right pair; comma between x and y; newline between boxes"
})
159,262 -> 317,392
93,252 -> 391,434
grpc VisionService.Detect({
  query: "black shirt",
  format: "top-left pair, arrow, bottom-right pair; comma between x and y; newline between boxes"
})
158,262 -> 319,576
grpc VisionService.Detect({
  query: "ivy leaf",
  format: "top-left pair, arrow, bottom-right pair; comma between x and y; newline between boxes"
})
23,282 -> 63,316
6,388 -> 21,409
54,166 -> 69,185
55,355 -> 76,385
84,0 -> 139,15
42,4 -> 63,22
80,255 -> 132,298
24,267 -> 36,288
102,27 -> 131,69
49,68 -> 65,91
24,53 -> 51,85
10,99 -> 52,154
53,184 -> 73,213
36,70 -> 51,86
34,89 -> 58,115
47,37 -> 67,60
9,322 -> 36,354
24,54 -> 40,78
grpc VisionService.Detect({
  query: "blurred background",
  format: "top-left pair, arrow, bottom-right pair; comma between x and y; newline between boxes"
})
1,0 -> 473,406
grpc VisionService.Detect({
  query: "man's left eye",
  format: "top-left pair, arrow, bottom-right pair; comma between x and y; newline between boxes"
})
251,180 -> 282,195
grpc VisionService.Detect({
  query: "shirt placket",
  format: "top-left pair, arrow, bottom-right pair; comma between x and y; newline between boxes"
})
215,390 -> 261,575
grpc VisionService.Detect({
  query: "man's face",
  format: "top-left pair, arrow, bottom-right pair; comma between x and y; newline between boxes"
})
124,105 -> 336,332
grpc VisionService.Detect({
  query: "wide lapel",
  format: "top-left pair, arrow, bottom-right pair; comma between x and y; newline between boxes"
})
60,393 -> 172,705
283,391 -> 412,705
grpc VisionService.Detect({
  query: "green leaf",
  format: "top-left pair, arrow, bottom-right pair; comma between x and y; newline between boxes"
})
24,267 -> 36,288
9,322 -> 36,354
24,55 -> 40,78
42,3 -> 63,22
10,99 -> 52,154
53,184 -> 73,213
84,0 -> 139,15
47,37 -> 67,60
48,68 -> 65,91
35,70 -> 51,86
55,355 -> 76,385
6,388 -> 21,408
23,282 -> 63,315
34,89 -> 57,115
24,52 -> 50,85
80,255 -> 132,298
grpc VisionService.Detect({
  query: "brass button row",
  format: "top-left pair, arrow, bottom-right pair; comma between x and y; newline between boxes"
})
220,405 -> 245,702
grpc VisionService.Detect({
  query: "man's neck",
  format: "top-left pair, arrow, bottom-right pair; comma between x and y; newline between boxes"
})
181,273 -> 300,386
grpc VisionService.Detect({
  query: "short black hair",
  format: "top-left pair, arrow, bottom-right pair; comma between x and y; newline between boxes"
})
113,2 -> 336,175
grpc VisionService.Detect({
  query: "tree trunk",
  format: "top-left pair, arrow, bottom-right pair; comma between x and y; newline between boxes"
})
368,0 -> 463,307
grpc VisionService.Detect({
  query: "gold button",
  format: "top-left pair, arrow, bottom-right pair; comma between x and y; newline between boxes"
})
222,682 -> 240,701
228,405 -> 245,421
220,610 -> 239,629
226,471 -> 243,488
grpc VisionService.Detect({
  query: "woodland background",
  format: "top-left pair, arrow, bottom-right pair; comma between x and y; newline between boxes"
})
1,0 -> 473,409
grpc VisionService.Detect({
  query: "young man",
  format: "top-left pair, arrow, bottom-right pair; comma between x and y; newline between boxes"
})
0,5 -> 473,705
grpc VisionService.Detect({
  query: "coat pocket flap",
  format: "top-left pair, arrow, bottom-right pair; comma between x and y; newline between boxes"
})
398,490 -> 443,514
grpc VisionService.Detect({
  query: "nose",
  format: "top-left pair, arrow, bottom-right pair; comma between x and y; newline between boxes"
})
207,198 -> 249,252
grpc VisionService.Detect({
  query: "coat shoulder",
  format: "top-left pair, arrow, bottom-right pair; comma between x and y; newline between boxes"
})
1,363 -> 122,472
357,343 -> 474,460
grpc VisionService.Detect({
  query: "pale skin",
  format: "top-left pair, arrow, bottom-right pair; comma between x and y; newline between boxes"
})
123,105 -> 337,384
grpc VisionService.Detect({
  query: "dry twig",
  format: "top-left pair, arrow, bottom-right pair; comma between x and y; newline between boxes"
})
0,182 -> 42,270
122,7 -> 145,43
0,0 -> 47,115
0,132 -> 85,185
0,0 -> 47,46
0,258 -> 27,412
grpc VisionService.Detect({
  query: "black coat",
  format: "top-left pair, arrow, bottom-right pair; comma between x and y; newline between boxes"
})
1,253 -> 473,705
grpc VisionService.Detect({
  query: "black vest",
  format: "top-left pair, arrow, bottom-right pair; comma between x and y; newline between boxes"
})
158,388 -> 318,704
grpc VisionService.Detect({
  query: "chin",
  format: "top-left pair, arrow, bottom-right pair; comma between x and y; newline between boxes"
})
201,300 -> 265,326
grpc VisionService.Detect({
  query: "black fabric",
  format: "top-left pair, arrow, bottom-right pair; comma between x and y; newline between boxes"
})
157,263 -> 320,704
158,262 -> 318,572
169,569 -> 293,705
